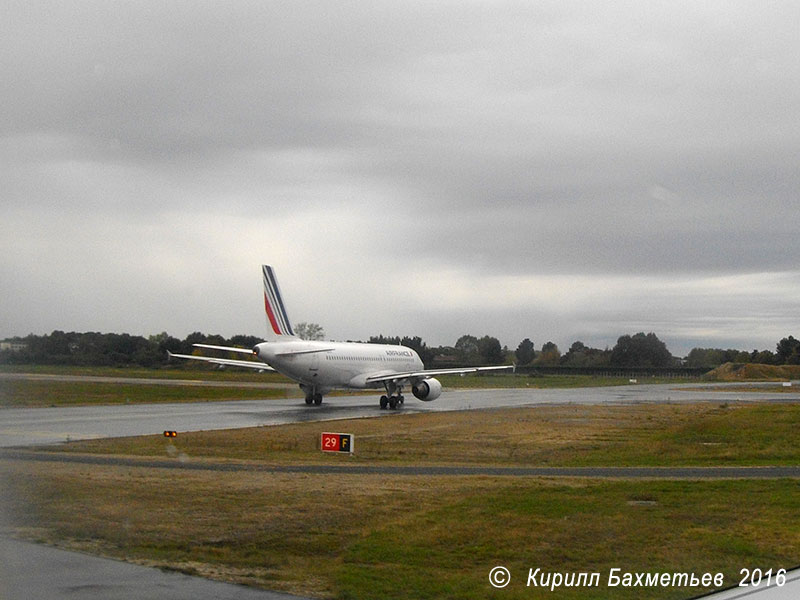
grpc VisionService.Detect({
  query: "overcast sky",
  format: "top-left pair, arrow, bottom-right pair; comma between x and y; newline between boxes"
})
2,1 -> 799,356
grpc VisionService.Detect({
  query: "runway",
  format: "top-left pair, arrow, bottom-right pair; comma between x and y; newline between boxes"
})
2,382 -> 798,448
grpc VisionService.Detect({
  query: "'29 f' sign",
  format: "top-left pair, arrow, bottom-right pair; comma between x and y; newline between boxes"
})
321,432 -> 354,454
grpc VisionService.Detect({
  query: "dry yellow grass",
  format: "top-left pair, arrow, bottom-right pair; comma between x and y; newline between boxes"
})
706,362 -> 800,381
4,458 -> 800,600
53,401 -> 800,467
1,460 -> 530,596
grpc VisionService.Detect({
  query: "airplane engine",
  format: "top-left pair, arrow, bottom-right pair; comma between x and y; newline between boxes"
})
412,378 -> 442,401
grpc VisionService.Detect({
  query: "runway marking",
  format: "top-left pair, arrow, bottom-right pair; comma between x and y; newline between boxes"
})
3,450 -> 800,479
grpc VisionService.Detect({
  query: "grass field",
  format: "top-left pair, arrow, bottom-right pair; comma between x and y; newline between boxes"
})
0,379 -> 295,407
2,462 -> 798,600
0,363 -> 288,382
3,400 -> 800,599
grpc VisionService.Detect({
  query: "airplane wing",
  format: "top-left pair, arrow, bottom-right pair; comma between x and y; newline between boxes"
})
365,364 -> 512,384
167,351 -> 275,371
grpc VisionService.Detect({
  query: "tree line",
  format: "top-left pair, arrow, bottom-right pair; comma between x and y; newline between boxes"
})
0,331 -> 261,368
2,329 -> 798,370
512,334 -> 800,369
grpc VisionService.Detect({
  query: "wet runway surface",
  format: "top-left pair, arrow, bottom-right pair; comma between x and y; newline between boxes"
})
2,382 -> 798,448
0,537 -> 307,600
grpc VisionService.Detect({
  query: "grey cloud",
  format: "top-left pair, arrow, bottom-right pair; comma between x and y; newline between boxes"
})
2,1 -> 799,351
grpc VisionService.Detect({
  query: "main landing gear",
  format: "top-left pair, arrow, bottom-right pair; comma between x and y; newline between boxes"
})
301,385 -> 323,406
379,381 -> 404,410
304,393 -> 323,406
379,394 -> 405,410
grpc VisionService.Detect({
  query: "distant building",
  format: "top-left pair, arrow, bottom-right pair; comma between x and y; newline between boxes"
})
432,352 -> 459,365
0,340 -> 27,352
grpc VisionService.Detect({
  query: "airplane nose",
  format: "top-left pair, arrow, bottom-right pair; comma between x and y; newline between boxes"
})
252,345 -> 260,357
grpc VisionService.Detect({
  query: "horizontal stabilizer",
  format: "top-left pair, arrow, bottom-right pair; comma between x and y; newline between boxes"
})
274,347 -> 335,357
193,344 -> 254,354
168,351 -> 274,371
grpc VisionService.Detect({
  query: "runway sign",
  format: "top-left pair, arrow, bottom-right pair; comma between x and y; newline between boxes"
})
321,432 -> 353,454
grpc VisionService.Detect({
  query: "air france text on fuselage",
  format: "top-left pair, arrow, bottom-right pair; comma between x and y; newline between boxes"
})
385,350 -> 414,357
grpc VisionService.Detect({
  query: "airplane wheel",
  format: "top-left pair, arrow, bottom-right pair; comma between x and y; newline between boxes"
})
304,397 -> 313,405
380,396 -> 388,410
389,396 -> 398,410
398,395 -> 405,404
313,394 -> 323,406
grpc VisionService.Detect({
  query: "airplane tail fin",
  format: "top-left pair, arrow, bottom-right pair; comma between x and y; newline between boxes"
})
262,265 -> 297,342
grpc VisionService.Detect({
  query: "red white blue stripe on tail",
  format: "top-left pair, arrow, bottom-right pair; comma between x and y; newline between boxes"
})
262,265 -> 295,338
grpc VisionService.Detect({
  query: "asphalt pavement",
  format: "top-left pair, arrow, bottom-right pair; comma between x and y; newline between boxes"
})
0,536 -> 307,600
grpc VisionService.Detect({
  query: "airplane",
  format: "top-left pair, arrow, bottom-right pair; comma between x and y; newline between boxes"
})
169,265 -> 513,409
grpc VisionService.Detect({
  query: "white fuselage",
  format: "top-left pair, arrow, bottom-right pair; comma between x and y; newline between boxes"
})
253,340 -> 424,394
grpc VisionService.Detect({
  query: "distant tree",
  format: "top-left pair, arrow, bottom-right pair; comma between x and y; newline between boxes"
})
686,348 -> 725,368
477,335 -> 504,365
295,322 -> 325,341
730,349 -> 752,363
536,341 -> 561,366
561,341 -> 611,367
561,341 -> 612,367
229,334 -> 262,348
455,334 -> 480,364
750,349 -> 776,364
400,335 -> 424,349
611,332 -> 672,367
148,332 -> 182,360
428,345 -> 458,366
45,330 -> 72,358
106,333 -> 139,365
776,336 -> 800,365
185,331 -> 210,347
369,334 -> 400,345
561,341 -> 586,366
567,340 -> 586,354
514,338 -> 535,366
